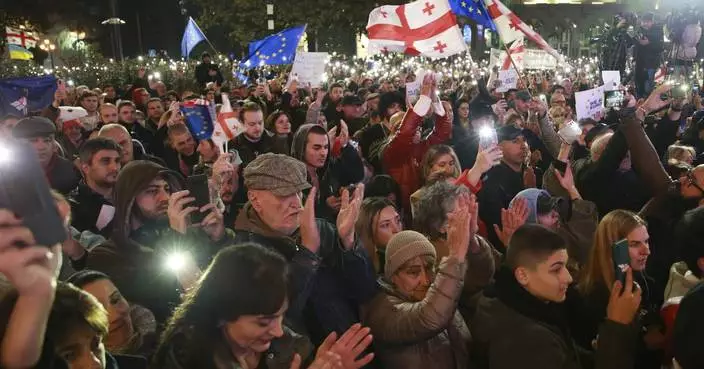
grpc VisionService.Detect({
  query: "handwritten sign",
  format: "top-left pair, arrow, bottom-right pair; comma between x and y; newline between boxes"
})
496,69 -> 519,93
575,86 -> 605,121
490,48 -> 558,70
287,52 -> 329,88
601,71 -> 621,91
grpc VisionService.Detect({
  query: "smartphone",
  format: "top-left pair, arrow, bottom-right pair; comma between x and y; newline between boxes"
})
553,160 -> 567,175
0,140 -> 67,247
612,239 -> 630,286
478,126 -> 498,151
605,90 -> 625,109
692,86 -> 699,95
57,79 -> 67,93
186,174 -> 211,224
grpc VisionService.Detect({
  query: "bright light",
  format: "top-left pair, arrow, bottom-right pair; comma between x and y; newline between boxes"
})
164,251 -> 189,273
67,80 -> 75,86
154,72 -> 161,80
0,145 -> 12,165
478,125 -> 495,139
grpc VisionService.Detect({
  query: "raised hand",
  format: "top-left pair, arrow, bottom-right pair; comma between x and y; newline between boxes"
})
606,266 -> 642,325
337,184 -> 364,250
420,74 -> 434,98
474,146 -> 503,175
167,190 -> 198,234
198,203 -> 225,242
300,187 -> 320,254
446,193 -> 472,260
554,163 -> 581,200
523,166 -> 537,189
338,120 -> 350,148
641,83 -> 672,114
493,197 -> 529,248
329,324 -> 375,369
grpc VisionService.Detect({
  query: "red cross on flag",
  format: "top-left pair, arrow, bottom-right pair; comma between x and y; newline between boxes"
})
366,0 -> 467,59
501,37 -> 525,70
483,0 -> 562,61
213,93 -> 242,153
5,26 -> 38,49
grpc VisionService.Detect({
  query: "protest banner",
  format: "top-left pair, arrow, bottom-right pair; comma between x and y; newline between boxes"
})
496,69 -> 519,93
490,48 -> 558,70
287,52 -> 329,88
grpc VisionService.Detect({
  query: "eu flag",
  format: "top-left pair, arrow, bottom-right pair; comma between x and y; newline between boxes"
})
181,17 -> 208,58
180,100 -> 215,140
0,75 -> 57,116
240,25 -> 306,69
449,0 -> 496,31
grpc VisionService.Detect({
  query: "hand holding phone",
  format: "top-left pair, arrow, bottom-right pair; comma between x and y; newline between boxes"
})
612,239 -> 630,286
186,175 -> 212,225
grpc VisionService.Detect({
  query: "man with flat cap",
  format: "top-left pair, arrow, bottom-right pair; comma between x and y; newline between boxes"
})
233,153 -> 377,345
12,116 -> 80,195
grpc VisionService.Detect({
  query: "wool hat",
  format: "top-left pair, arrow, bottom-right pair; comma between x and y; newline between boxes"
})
384,230 -> 437,279
244,153 -> 311,197
12,116 -> 56,139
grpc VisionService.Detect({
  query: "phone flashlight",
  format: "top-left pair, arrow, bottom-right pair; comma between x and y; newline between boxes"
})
164,250 -> 190,273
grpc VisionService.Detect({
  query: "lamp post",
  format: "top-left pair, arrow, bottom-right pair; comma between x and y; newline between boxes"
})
40,39 -> 56,69
101,17 -> 126,62
266,0 -> 274,31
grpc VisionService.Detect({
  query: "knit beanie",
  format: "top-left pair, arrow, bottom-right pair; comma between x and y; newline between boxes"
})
384,230 -> 437,280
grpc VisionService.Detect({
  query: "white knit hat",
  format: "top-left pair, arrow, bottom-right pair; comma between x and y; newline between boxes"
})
384,230 -> 437,279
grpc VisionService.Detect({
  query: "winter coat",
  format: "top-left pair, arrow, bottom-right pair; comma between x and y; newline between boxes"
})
232,203 -> 377,344
68,182 -> 114,237
673,282 -> 704,369
226,130 -> 281,169
382,100 -> 452,219
361,256 -> 470,369
290,124 -> 365,223
154,326 -> 312,369
472,267 -> 637,369
477,162 -> 525,248
46,153 -> 80,195
428,235 -> 501,324
635,25 -> 664,69
194,62 -> 224,89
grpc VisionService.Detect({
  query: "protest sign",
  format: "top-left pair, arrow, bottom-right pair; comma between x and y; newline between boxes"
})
602,70 -> 621,91
490,48 -> 558,70
575,86 -> 605,121
496,69 -> 519,93
405,69 -> 426,105
287,52 -> 329,88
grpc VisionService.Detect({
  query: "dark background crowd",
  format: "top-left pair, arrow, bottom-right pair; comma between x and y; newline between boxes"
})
1,8 -> 704,369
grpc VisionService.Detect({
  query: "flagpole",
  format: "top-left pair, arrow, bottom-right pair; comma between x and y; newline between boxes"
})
501,41 -> 527,90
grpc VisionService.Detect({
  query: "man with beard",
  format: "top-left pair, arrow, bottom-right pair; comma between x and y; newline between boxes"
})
233,153 -> 376,344
117,101 -> 137,130
322,82 -> 345,125
226,102 -> 279,169
85,160 -> 232,324
12,116 -> 80,195
133,98 -> 166,157
164,123 -> 199,177
69,138 -> 122,237
212,153 -> 240,227
78,90 -> 100,131
195,52 -> 224,89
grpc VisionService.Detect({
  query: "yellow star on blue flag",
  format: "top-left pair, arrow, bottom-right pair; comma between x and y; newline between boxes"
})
179,100 -> 215,140
241,25 -> 306,69
449,0 -> 495,31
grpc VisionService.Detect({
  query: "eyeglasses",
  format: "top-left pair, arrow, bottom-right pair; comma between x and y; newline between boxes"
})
687,170 -> 704,194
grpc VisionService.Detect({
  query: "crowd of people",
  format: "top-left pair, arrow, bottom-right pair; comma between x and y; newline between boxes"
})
1,19 -> 704,368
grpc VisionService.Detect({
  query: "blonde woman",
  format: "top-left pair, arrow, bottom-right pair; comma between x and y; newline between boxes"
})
575,210 -> 664,368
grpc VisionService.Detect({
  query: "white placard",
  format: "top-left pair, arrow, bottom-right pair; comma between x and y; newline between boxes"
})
405,70 -> 426,106
601,71 -> 621,91
287,52 -> 329,88
496,69 -> 519,93
491,48 -> 558,70
575,86 -> 605,121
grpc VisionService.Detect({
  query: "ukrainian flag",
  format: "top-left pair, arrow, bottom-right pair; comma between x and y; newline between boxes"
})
9,44 -> 33,60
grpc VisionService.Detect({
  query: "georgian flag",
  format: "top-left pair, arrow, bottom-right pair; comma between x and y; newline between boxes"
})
501,37 -> 525,70
5,27 -> 38,49
366,0 -> 468,59
483,0 -> 562,61
213,93 -> 242,153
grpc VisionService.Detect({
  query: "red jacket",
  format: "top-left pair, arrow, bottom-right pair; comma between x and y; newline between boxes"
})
383,106 -> 452,220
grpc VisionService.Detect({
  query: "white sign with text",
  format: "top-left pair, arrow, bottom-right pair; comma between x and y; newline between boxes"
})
575,85 -> 605,121
288,52 -> 329,88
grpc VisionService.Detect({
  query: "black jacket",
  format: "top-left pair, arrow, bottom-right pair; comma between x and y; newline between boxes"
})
47,154 -> 81,195
673,282 -> 704,369
194,62 -> 224,89
69,182 -> 114,237
478,162 -> 525,248
472,267 -> 637,369
635,25 -> 664,70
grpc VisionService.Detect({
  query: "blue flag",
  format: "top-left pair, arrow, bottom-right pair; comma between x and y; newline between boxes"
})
181,17 -> 208,58
179,100 -> 215,140
240,25 -> 306,69
449,0 -> 496,31
0,75 -> 57,117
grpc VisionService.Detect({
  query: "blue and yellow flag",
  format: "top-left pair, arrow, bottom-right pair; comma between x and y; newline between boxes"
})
179,99 -> 215,140
240,25 -> 306,69
9,44 -> 33,60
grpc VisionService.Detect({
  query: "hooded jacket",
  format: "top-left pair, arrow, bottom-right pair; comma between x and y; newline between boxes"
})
361,256 -> 470,369
86,160 -> 233,325
511,188 -> 598,268
233,203 -> 377,345
290,124 -> 365,222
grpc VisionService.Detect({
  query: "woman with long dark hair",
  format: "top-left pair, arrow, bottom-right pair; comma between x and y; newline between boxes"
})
152,243 -> 374,369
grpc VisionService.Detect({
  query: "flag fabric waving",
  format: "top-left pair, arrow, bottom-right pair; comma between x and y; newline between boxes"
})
483,0 -> 562,61
5,27 -> 38,49
9,45 -> 33,60
212,93 -> 242,152
501,37 -> 525,70
240,25 -> 306,68
180,99 -> 215,140
366,0 -> 467,59
449,0 -> 495,31
181,17 -> 208,58
0,75 -> 57,116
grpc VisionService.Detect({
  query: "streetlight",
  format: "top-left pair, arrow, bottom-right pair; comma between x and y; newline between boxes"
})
101,17 -> 126,62
40,39 -> 56,69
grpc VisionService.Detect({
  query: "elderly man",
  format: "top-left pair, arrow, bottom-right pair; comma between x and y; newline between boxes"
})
98,123 -> 165,166
233,153 -> 376,344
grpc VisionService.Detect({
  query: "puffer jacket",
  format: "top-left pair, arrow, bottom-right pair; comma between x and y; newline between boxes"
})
382,97 -> 452,220
429,235 -> 501,324
153,326 -> 312,369
664,262 -> 701,302
361,256 -> 470,369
